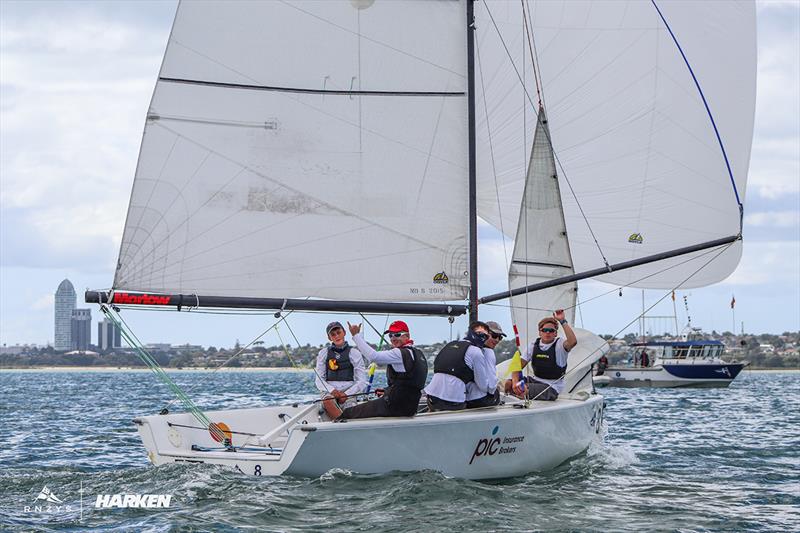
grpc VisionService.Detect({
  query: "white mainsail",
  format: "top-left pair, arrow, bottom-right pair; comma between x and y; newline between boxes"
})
114,0 -> 469,301
478,0 -> 756,290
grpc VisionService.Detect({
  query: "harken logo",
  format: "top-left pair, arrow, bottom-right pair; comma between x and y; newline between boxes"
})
433,271 -> 449,284
628,233 -> 643,244
95,494 -> 172,509
35,486 -> 63,504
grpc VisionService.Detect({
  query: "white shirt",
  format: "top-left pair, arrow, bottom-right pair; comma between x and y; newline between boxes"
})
425,343 -> 492,403
524,337 -> 569,394
314,344 -> 368,397
465,346 -> 498,401
352,333 -> 414,374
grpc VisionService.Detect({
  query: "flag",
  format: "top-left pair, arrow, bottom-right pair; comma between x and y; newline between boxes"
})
730,295 -> 736,309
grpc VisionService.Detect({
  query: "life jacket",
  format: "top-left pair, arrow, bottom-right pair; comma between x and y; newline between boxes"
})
385,346 -> 428,416
530,338 -> 566,380
325,345 -> 354,382
433,340 -> 475,384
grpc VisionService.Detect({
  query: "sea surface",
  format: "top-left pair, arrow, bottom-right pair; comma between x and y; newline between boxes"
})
1,369 -> 798,532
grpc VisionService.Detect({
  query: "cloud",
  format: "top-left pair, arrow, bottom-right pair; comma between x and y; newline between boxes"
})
744,211 -> 800,228
32,293 -> 54,311
721,240 -> 800,286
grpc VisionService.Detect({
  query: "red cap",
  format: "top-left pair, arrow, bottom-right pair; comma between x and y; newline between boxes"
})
384,320 -> 409,334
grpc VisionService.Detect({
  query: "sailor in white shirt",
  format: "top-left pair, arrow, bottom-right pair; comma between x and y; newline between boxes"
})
509,310 -> 577,401
337,320 -> 428,419
315,321 -> 368,418
465,321 -> 505,409
425,321 -> 494,411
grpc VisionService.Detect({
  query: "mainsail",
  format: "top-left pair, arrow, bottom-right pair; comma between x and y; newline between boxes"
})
114,0 -> 470,302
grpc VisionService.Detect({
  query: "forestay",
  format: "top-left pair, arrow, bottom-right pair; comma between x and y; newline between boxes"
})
478,0 -> 756,290
114,0 -> 470,301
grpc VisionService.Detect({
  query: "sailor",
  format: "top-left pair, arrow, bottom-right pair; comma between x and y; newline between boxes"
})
337,320 -> 428,419
425,321 -> 494,412
596,354 -> 609,376
465,321 -> 504,409
315,321 -> 368,419
508,310 -> 577,401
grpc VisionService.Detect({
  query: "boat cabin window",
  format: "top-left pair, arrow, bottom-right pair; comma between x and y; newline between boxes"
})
674,347 -> 689,359
663,346 -> 673,358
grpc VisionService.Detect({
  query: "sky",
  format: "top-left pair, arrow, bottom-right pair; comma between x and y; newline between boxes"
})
1,0 -> 798,349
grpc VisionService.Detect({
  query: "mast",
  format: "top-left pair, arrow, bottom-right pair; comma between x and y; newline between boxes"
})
467,0 -> 478,322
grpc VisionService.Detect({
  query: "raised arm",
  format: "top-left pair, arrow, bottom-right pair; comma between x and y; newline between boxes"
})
555,309 -> 577,351
351,332 -> 403,366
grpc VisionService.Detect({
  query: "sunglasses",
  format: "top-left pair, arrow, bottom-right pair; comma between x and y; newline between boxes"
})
540,327 -> 557,333
388,332 -> 407,338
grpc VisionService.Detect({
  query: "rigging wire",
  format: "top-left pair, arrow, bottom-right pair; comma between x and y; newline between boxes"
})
101,305 -> 228,443
481,0 -> 610,268
525,240 -> 736,401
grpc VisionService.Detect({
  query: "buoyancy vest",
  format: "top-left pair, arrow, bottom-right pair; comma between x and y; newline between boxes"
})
325,345 -> 354,382
433,340 -> 475,384
385,346 -> 428,416
530,338 -> 566,380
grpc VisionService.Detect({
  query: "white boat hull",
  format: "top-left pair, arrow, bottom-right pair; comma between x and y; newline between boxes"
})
135,394 -> 604,480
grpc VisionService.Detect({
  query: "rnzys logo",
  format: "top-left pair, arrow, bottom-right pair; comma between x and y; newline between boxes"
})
24,485 -> 73,514
433,271 -> 449,284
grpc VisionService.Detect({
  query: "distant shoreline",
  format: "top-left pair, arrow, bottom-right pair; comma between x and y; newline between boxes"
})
0,366 -> 796,373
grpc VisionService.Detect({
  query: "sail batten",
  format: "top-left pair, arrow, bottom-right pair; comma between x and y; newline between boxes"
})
114,0 -> 471,302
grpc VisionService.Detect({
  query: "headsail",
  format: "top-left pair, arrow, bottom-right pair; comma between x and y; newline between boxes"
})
508,108 -> 576,347
114,0 -> 469,302
478,0 -> 756,290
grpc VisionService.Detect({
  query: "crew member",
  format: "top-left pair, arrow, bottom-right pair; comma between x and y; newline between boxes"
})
315,321 -> 367,419
596,354 -> 609,376
508,309 -> 577,401
337,320 -> 428,419
466,321 -> 504,409
425,321 -> 494,412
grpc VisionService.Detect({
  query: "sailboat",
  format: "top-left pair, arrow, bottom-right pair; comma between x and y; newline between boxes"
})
86,0 -> 755,479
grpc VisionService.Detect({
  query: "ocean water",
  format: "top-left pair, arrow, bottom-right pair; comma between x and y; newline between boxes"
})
1,370 -> 798,532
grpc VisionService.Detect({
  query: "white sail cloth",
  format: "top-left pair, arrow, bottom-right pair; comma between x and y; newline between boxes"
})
114,0 -> 469,301
477,0 -> 756,290
509,108 -> 576,347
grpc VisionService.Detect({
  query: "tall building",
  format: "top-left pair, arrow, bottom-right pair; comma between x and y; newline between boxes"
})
54,279 -> 76,351
97,319 -> 121,351
71,308 -> 92,351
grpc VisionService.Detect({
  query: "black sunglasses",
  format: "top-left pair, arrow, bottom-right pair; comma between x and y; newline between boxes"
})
540,327 -> 556,333
489,333 -> 502,340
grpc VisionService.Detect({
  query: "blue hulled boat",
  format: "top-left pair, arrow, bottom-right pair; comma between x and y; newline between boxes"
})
596,339 -> 748,388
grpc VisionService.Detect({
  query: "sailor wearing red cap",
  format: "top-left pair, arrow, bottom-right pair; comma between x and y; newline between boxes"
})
337,320 -> 428,419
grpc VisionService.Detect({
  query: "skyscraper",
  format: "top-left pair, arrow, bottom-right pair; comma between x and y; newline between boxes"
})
97,319 -> 121,351
54,279 -> 76,351
71,308 -> 92,351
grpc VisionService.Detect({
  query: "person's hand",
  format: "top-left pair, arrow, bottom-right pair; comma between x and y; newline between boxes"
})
512,380 -> 525,396
553,309 -> 565,322
375,388 -> 385,398
332,389 -> 347,402
347,321 -> 362,336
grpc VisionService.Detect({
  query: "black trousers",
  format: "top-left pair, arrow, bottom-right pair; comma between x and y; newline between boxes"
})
465,389 -> 501,409
426,395 -> 466,412
338,397 -> 394,419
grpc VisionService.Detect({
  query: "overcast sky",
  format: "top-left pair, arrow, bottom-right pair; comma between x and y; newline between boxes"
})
1,1 -> 798,349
